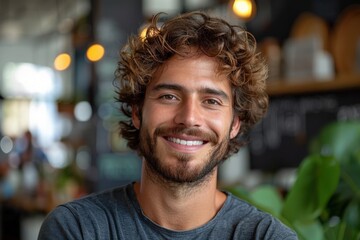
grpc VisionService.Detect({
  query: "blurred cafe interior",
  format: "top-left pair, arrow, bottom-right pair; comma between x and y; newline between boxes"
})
0,0 -> 360,239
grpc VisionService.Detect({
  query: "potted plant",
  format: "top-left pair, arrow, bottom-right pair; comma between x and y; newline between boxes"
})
227,121 -> 360,240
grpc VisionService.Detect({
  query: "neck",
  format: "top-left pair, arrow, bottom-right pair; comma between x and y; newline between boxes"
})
134,162 -> 227,231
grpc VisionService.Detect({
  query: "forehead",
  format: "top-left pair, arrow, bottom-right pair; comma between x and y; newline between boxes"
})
149,54 -> 231,91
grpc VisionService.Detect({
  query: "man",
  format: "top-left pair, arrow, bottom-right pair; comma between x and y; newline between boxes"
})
38,11 -> 297,239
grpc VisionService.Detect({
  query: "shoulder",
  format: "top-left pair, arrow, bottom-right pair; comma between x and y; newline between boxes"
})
68,184 -> 130,210
53,184 -> 130,216
221,193 -> 298,239
38,184 -> 134,239
222,193 -> 271,221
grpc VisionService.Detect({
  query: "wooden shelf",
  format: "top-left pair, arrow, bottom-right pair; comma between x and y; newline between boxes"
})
266,74 -> 360,96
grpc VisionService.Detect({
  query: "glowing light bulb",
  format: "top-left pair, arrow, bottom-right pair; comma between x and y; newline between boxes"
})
86,44 -> 105,62
232,0 -> 255,20
54,53 -> 71,71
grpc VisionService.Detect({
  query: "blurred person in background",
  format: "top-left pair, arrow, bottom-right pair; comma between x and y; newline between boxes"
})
1,130 -> 51,239
38,11 -> 297,239
16,131 -> 47,197
5,130 -> 50,210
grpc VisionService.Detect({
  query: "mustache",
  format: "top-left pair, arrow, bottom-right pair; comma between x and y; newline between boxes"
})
154,126 -> 218,143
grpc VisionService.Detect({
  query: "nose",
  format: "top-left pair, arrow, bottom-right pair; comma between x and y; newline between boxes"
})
174,98 -> 202,127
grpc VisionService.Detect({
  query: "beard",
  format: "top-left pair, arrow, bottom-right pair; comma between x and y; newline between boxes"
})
138,124 -> 231,186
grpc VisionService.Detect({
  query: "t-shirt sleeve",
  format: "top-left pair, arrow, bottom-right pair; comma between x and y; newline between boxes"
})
38,205 -> 83,240
255,215 -> 298,240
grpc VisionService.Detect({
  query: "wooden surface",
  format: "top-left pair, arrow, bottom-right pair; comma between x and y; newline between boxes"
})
266,74 -> 360,96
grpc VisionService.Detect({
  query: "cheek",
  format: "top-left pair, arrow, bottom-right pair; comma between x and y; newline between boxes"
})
207,114 -> 231,135
208,111 -> 240,139
141,104 -> 169,129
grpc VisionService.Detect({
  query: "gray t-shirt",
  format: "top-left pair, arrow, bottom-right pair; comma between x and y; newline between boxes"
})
38,183 -> 297,240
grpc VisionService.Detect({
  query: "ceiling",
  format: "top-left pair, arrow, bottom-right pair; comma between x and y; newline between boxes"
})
0,0 -> 225,44
0,0 -> 90,43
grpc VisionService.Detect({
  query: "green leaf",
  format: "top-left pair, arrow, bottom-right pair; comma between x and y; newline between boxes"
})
344,201 -> 360,229
310,121 -> 360,164
249,185 -> 283,216
324,220 -> 360,240
282,154 -> 340,222
341,163 -> 360,199
293,220 -> 324,240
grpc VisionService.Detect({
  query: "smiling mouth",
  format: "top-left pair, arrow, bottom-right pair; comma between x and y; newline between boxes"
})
166,137 -> 205,146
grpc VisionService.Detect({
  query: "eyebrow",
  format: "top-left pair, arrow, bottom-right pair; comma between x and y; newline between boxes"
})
152,83 -> 230,102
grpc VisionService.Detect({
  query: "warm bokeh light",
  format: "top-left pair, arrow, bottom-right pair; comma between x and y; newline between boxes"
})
140,27 -> 148,40
232,0 -> 255,20
86,43 -> 105,62
54,53 -> 71,71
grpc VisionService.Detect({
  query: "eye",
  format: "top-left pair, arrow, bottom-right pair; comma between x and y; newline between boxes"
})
159,94 -> 178,101
204,99 -> 221,105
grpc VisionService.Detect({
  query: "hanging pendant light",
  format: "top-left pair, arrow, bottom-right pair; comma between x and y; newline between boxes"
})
54,53 -> 72,71
232,0 -> 256,21
53,0 -> 72,71
86,43 -> 105,62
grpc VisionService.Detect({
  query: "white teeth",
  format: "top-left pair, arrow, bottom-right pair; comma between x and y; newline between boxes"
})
168,137 -> 203,146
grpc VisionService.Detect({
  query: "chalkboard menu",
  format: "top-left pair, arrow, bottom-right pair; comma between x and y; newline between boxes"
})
249,89 -> 360,171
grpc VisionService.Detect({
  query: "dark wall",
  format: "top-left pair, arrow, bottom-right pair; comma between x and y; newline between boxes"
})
249,88 -> 360,171
247,0 -> 360,44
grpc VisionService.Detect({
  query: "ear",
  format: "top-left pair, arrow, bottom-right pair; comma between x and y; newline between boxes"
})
230,116 -> 241,139
132,105 -> 140,129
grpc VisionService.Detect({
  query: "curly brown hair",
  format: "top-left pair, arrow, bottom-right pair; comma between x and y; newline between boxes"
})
115,11 -> 268,158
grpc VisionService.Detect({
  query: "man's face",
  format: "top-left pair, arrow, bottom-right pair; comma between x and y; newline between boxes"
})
132,54 -> 240,184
